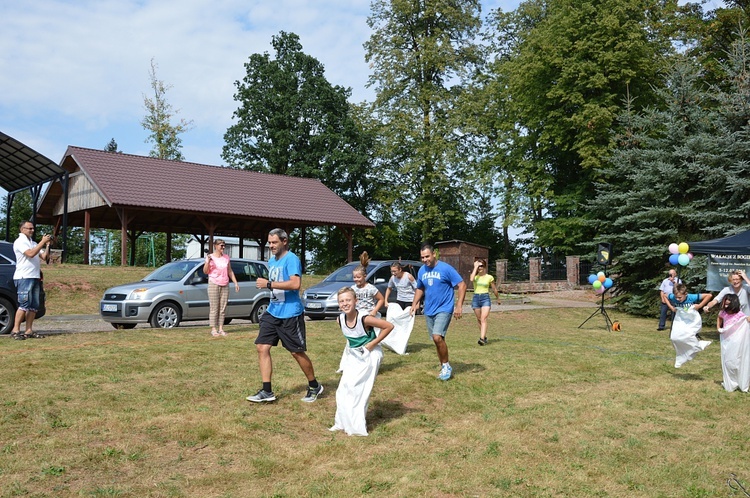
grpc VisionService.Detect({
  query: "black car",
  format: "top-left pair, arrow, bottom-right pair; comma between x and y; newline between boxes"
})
0,241 -> 46,335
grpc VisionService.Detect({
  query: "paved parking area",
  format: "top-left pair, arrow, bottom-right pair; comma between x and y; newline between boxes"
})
7,315 -> 257,337
2,293 -> 600,337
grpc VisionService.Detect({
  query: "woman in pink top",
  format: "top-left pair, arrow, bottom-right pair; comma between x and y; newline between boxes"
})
203,239 -> 239,337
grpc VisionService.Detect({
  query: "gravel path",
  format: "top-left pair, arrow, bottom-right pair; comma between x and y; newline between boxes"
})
5,290 -> 603,337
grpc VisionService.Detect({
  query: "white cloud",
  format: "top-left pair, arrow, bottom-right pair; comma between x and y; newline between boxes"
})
0,0 -> 375,165
0,0 -> 727,172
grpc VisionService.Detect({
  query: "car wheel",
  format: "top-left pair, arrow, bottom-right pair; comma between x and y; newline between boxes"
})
0,297 -> 15,335
223,318 -> 232,325
111,323 -> 137,330
150,302 -> 181,329
250,299 -> 269,323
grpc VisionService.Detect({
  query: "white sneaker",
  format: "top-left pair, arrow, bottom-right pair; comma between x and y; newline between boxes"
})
438,364 -> 452,381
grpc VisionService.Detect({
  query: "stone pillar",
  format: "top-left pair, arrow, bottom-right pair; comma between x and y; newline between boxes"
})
496,259 -> 508,283
566,255 -> 580,288
529,257 -> 541,283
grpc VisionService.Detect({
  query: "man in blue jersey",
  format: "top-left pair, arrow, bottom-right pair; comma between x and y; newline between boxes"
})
247,228 -> 323,403
410,243 -> 467,381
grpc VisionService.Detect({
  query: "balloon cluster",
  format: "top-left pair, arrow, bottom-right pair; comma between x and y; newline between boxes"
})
668,242 -> 693,266
587,271 -> 614,295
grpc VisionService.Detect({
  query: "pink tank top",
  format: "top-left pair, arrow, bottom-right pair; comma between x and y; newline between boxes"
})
208,254 -> 230,286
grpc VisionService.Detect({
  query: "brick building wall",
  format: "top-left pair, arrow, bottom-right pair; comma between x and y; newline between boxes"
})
435,240 -> 489,290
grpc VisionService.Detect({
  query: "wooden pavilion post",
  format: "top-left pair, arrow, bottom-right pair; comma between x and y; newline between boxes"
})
115,207 -> 134,266
166,231 -> 172,263
83,210 -> 90,265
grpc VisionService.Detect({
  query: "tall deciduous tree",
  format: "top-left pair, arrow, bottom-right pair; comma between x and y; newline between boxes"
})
223,32 -> 371,186
223,31 -> 384,266
141,58 -> 193,161
487,0 -> 672,256
365,0 -> 482,243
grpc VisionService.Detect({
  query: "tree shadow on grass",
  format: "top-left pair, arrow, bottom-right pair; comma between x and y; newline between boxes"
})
453,362 -> 486,375
378,361 -> 406,375
367,399 -> 413,430
397,343 -> 433,354
673,372 -> 704,381
698,330 -> 720,341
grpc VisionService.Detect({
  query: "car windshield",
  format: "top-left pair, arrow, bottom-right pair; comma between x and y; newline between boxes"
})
322,263 -> 375,283
142,261 -> 197,282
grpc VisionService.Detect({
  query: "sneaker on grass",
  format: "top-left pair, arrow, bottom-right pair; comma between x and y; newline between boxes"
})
438,364 -> 452,381
246,390 -> 276,403
301,384 -> 324,403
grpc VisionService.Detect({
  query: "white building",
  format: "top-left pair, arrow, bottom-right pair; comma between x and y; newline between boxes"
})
185,236 -> 268,260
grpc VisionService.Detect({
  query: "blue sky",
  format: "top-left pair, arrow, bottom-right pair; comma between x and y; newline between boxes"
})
0,0 -> 724,187
0,0 -> 519,174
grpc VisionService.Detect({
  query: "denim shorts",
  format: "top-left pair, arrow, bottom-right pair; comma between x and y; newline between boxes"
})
15,278 -> 41,312
472,293 -> 491,309
425,312 -> 453,337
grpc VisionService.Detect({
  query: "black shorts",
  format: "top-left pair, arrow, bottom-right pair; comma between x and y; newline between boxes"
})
256,313 -> 307,352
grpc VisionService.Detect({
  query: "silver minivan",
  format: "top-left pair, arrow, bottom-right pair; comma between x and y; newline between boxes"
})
100,258 -> 270,329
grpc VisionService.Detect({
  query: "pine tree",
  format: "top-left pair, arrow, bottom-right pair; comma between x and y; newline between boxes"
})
104,138 -> 119,153
589,57 -> 727,315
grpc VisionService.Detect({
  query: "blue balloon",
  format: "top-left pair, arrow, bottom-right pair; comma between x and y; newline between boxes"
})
669,254 -> 680,266
604,278 -> 613,289
588,274 -> 597,284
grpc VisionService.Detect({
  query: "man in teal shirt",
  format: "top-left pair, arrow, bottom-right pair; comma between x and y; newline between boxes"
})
247,228 -> 323,403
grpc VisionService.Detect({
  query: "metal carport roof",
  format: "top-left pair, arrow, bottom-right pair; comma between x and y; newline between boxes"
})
0,131 -> 65,193
0,131 -> 68,246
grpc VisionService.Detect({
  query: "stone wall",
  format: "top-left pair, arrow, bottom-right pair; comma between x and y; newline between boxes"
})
497,280 -> 577,293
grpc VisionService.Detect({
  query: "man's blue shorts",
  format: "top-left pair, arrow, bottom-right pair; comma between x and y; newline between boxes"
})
15,278 -> 41,312
425,312 -> 453,338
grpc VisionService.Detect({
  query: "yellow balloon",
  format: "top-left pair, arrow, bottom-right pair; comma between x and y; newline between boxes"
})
678,242 -> 689,254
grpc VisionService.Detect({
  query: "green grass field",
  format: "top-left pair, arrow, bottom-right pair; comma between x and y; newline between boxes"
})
2,300 -> 748,497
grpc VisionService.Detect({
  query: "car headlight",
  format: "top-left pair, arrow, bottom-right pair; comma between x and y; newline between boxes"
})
129,288 -> 150,300
326,294 -> 338,304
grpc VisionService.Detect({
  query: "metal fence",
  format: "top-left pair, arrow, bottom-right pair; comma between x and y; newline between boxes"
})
540,257 -> 567,281
506,261 -> 530,282
578,260 -> 594,285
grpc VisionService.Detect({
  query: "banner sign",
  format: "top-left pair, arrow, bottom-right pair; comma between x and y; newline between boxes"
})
706,254 -> 750,291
